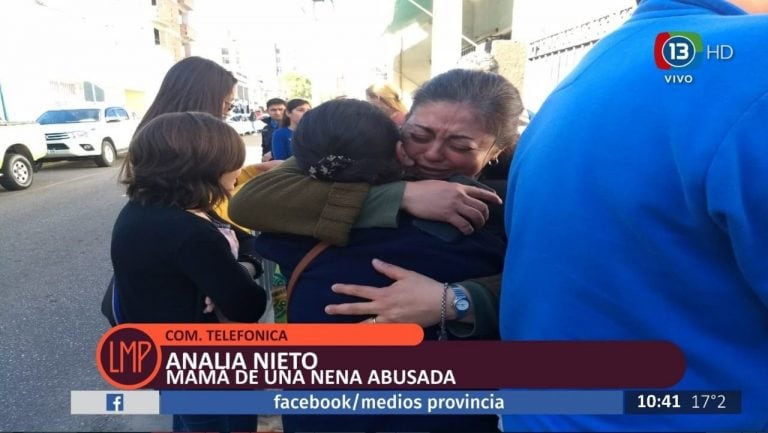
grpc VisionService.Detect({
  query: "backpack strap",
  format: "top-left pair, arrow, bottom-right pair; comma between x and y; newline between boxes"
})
101,275 -> 117,326
286,242 -> 330,304
111,277 -> 122,324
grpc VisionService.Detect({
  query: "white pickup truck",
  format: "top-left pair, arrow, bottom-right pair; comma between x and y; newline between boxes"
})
0,120 -> 47,190
37,106 -> 137,167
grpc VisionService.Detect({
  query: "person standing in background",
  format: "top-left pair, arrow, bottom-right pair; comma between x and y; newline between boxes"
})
249,105 -> 265,132
365,82 -> 408,126
136,56 -> 237,129
261,97 -> 286,161
270,98 -> 311,160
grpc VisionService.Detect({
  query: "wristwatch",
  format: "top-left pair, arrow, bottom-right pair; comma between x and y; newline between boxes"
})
448,283 -> 471,319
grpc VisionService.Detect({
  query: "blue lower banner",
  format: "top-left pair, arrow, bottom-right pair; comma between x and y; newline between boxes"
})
71,390 -> 741,415
161,390 -> 623,415
71,390 -> 623,415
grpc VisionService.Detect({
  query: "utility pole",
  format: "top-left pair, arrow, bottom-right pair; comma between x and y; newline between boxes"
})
274,44 -> 281,77
0,82 -> 8,121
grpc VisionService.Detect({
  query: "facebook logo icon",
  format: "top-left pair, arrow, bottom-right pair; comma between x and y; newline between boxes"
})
106,393 -> 124,412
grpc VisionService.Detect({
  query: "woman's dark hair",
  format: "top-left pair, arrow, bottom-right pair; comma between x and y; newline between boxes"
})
410,68 -> 523,153
121,112 -> 245,211
281,98 -> 311,128
292,99 -> 401,185
136,57 -> 237,131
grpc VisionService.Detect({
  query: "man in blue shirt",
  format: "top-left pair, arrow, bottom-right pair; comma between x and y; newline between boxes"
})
260,97 -> 285,161
501,0 -> 768,430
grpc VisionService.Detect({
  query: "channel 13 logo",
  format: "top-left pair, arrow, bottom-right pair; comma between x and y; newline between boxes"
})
655,31 -> 733,70
654,31 -> 733,84
655,32 -> 703,69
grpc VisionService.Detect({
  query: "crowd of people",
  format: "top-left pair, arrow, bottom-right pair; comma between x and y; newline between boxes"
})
107,0 -> 767,431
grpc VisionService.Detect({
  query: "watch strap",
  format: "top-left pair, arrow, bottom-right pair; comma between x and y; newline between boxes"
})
449,283 -> 470,319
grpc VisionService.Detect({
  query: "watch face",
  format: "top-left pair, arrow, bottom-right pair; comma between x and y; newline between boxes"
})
456,299 -> 470,311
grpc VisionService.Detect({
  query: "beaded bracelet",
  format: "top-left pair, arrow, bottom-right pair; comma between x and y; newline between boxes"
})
438,282 -> 449,341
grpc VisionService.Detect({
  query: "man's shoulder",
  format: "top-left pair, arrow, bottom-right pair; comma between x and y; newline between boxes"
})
699,16 -> 768,90
272,127 -> 290,137
700,12 -> 768,40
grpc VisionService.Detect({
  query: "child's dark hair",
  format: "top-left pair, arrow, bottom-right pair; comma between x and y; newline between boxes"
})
120,112 -> 245,211
292,99 -> 401,185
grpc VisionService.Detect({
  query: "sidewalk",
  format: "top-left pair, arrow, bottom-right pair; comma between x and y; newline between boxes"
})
242,132 -> 263,165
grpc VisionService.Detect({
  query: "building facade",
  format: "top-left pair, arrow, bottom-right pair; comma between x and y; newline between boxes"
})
0,0 -> 195,122
383,0 -> 635,110
151,0 -> 195,62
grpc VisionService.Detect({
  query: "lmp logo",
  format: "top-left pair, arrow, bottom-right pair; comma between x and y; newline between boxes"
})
106,393 -> 124,412
97,326 -> 161,389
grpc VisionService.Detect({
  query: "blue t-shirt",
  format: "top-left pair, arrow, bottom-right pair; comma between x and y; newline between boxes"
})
271,127 -> 293,160
501,0 -> 768,430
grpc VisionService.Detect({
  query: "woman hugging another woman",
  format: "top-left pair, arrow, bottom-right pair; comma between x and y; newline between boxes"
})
252,98 -> 505,433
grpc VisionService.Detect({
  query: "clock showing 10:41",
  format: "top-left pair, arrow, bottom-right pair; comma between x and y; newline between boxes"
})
624,391 -> 741,414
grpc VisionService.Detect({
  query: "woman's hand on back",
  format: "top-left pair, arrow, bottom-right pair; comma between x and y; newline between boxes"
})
401,180 -> 502,234
236,160 -> 284,185
242,160 -> 282,173
324,259 -> 445,327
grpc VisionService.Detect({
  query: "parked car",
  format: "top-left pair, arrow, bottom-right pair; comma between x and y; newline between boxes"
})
226,113 -> 256,136
0,120 -> 47,190
37,106 -> 137,167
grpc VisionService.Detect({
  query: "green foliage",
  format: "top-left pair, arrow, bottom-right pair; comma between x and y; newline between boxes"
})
280,72 -> 313,100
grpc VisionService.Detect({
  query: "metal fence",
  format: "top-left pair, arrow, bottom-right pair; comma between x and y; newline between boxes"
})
523,6 -> 635,110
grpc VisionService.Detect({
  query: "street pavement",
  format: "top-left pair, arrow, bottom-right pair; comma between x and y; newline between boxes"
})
0,133 -> 266,432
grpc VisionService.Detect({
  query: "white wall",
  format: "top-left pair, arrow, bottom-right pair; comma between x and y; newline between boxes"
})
511,0 -> 635,110
463,0 -> 513,41
512,0 -> 634,42
0,0 -> 174,121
